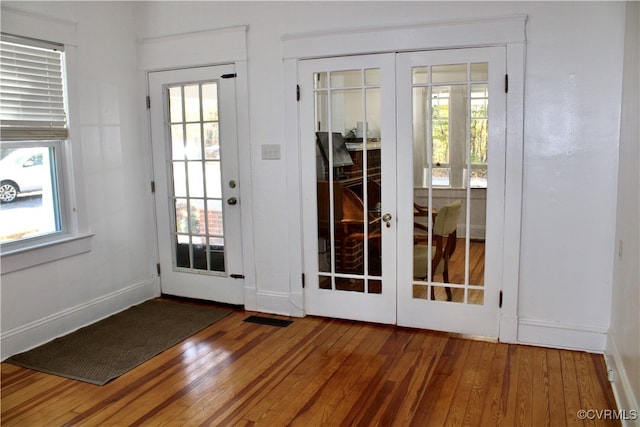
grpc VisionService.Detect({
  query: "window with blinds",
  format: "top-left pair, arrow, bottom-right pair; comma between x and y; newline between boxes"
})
0,34 -> 68,247
0,34 -> 67,141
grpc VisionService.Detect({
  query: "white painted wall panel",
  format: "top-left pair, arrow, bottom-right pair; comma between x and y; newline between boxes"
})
1,2 -> 159,359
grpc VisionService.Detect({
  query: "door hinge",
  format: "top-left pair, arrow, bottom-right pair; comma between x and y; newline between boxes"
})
221,73 -> 237,79
296,85 -> 300,102
504,75 -> 509,93
151,181 -> 155,193
156,263 -> 161,275
302,273 -> 305,288
230,274 -> 245,279
499,290 -> 503,308
146,95 -> 151,109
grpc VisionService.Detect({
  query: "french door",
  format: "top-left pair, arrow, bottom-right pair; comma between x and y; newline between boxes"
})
396,48 -> 506,336
300,47 -> 506,336
299,54 -> 397,324
149,64 -> 244,305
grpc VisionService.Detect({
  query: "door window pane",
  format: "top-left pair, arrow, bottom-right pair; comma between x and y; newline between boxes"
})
411,61 -> 487,305
432,64 -> 466,83
314,67 -> 382,294
168,80 -> 225,273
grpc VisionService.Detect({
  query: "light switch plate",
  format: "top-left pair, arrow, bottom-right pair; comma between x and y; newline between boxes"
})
261,144 -> 281,160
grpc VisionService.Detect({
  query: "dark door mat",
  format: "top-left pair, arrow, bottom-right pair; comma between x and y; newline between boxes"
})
244,315 -> 292,328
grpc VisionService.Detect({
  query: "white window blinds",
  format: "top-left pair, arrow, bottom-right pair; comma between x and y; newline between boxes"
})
0,34 -> 67,141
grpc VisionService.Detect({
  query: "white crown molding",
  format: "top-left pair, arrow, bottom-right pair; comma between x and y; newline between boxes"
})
282,14 -> 527,59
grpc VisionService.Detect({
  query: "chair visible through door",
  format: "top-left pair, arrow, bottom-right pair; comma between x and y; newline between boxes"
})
413,199 -> 463,301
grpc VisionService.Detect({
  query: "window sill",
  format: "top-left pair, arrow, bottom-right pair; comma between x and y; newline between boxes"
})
1,232 -> 94,275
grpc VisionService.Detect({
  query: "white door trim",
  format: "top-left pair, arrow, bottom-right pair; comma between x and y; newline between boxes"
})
283,16 -> 525,342
139,26 -> 257,309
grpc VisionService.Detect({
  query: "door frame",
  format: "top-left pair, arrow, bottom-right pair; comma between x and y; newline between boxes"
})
283,15 -> 526,342
139,26 -> 257,309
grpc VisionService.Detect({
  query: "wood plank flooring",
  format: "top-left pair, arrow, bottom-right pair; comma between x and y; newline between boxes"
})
1,300 -> 620,426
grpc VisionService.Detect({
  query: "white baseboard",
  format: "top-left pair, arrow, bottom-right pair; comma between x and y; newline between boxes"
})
606,334 -> 640,426
517,318 -> 607,352
1,278 -> 160,360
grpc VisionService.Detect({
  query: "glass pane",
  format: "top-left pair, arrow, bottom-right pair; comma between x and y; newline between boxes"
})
172,162 -> 187,197
333,89 -> 362,142
365,87 -> 381,141
314,67 -> 382,291
190,199 -> 205,236
0,146 -> 60,242
319,275 -> 332,290
365,69 -> 380,86
336,277 -> 364,293
446,85 -> 468,188
471,84 -> 489,180
432,64 -> 467,83
412,87 -> 429,188
368,279 -> 382,294
183,85 -> 200,122
412,66 -> 429,84
201,83 -> 218,121
175,198 -> 190,234
204,122 -> 219,159
187,161 -> 204,198
433,285 -> 463,303
206,199 -> 223,237
205,161 -> 222,198
193,243 -> 208,270
185,124 -> 202,160
330,70 -> 361,88
366,87 -> 382,278
171,125 -> 185,160
468,289 -> 484,305
432,86 -> 450,173
412,284 -> 428,300
169,87 -> 183,123
176,238 -> 190,268
471,63 -> 488,81
209,238 -> 225,272
314,72 -> 328,89
468,202 -> 486,289
411,60 -> 490,306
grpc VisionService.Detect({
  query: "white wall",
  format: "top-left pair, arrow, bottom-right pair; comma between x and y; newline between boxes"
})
1,2 -> 159,359
607,1 -> 640,419
0,1 -> 629,358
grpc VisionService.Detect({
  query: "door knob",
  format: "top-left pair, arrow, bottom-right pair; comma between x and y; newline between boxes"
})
227,197 -> 237,205
382,213 -> 392,228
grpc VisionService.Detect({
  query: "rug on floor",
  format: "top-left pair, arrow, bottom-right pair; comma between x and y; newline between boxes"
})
6,299 -> 230,385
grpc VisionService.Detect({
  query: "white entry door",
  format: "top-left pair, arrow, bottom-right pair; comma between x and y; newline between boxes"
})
149,65 -> 244,305
299,54 -> 397,324
396,48 -> 506,336
299,48 -> 506,337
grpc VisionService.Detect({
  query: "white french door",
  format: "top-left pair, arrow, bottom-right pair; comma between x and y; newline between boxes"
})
396,48 -> 506,336
300,47 -> 506,337
149,64 -> 244,305
299,54 -> 397,324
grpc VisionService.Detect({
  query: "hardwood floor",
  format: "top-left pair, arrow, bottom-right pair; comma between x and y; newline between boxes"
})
1,300 -> 620,426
